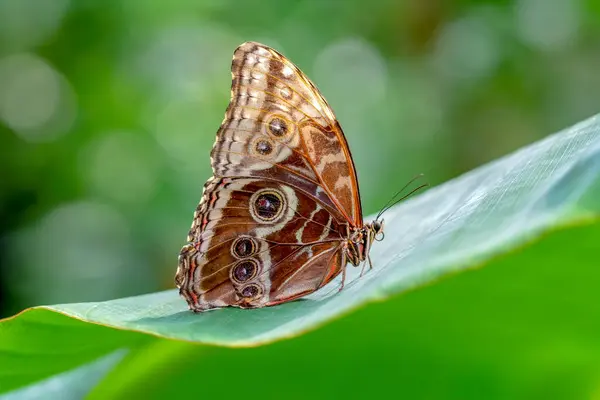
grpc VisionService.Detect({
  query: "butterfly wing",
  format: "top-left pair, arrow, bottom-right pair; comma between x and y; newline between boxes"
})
176,42 -> 364,311
212,42 -> 362,226
176,177 -> 346,311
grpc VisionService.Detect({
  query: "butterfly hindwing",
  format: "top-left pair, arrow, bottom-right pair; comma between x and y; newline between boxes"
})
176,177 -> 345,311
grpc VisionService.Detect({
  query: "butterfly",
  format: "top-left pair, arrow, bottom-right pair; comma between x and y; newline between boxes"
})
175,42 -> 385,312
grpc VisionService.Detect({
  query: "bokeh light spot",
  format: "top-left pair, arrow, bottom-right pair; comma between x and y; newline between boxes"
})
515,0 -> 580,52
6,201 -> 135,305
0,53 -> 77,142
313,37 -> 388,115
432,9 -> 502,82
0,0 -> 70,51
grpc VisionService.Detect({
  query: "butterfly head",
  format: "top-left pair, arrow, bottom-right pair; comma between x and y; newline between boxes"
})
372,219 -> 385,242
345,220 -> 383,267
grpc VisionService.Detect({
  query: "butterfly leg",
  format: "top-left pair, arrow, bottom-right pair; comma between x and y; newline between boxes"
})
359,255 -> 373,278
338,265 -> 347,292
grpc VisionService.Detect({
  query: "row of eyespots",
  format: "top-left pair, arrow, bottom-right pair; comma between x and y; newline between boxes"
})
230,236 -> 262,299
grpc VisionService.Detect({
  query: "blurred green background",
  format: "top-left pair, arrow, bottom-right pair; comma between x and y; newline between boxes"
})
1,0 -> 599,318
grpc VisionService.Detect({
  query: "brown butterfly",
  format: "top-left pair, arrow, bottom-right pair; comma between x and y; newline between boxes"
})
175,42 -> 385,312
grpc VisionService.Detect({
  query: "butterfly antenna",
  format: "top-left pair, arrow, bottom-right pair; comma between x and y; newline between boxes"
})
378,183 -> 429,218
376,174 -> 426,220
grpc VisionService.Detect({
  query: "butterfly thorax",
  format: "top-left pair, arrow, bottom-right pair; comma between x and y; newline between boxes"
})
344,220 -> 384,267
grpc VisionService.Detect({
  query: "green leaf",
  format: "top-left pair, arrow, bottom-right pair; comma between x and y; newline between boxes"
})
1,114 -> 599,397
91,222 -> 600,400
0,351 -> 125,400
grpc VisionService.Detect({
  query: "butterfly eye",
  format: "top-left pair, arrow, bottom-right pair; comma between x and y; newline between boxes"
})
232,260 -> 258,283
250,189 -> 285,222
232,237 -> 257,258
240,283 -> 262,299
267,117 -> 288,137
254,139 -> 273,155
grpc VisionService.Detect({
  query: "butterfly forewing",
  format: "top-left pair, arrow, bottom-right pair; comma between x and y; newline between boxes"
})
212,42 -> 362,226
177,42 -> 370,312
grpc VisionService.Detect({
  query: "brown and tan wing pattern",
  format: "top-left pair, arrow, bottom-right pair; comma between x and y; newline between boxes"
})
211,42 -> 363,226
176,177 -> 346,311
